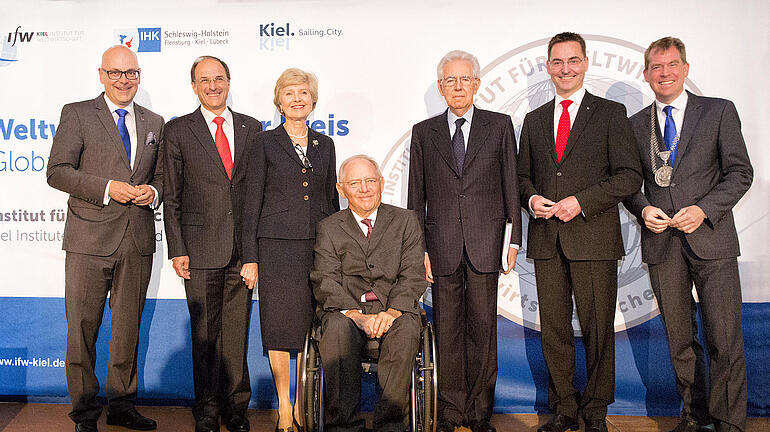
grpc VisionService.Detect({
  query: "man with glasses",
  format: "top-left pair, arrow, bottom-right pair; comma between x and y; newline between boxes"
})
163,56 -> 261,432
407,50 -> 521,432
517,32 -> 642,432
311,154 -> 426,432
624,37 -> 752,432
47,45 -> 163,432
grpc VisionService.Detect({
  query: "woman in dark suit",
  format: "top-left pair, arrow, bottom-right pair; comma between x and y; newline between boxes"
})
240,68 -> 339,431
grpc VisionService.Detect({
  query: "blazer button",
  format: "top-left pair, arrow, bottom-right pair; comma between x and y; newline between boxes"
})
303,181 -> 309,187
302,168 -> 307,174
556,172 -> 562,177
227,210 -> 232,215
459,194 -> 466,198
368,264 -> 374,269
303,195 -> 309,201
370,282 -> 375,287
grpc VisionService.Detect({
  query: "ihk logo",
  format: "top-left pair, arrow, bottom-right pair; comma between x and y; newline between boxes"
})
6,26 -> 34,46
114,28 -> 161,52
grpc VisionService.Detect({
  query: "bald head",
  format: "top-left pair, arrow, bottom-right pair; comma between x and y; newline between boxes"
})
99,45 -> 141,107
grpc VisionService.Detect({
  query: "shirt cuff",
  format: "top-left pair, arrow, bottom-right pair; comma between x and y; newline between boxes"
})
527,195 -> 537,217
149,185 -> 160,209
103,180 -> 112,205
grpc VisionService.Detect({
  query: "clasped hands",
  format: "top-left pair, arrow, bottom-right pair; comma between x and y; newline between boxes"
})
532,195 -> 581,222
345,308 -> 402,339
642,205 -> 706,234
108,181 -> 155,206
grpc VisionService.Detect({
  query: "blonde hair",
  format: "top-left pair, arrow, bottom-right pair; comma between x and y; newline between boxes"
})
273,68 -> 319,112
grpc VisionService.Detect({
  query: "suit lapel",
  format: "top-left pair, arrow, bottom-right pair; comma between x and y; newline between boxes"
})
306,128 -> 323,169
274,124 -> 306,168
463,107 -> 489,170
427,111 -> 460,176
94,95 -> 131,170
367,204 -> 392,254
674,91 -> 703,172
188,108 -> 229,179
231,109 -> 249,175
560,91 -> 597,163
339,209 -> 368,253
132,104 -> 148,173
538,99 -> 559,166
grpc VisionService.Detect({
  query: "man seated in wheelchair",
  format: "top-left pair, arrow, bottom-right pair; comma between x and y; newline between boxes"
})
310,154 -> 427,432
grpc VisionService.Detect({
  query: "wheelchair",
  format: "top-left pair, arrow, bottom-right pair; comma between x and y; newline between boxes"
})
299,309 -> 437,432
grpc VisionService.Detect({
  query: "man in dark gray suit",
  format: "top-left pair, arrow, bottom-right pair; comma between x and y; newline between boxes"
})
407,50 -> 521,432
47,45 -> 162,432
624,37 -> 753,432
163,56 -> 261,432
311,155 -> 426,432
517,33 -> 642,432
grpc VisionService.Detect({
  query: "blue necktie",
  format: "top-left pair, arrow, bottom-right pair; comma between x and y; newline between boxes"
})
452,117 -> 466,171
115,109 -> 131,162
663,105 -> 677,164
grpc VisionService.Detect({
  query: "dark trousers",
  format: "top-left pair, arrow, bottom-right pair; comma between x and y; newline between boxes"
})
534,240 -> 617,420
648,234 -> 746,432
65,228 -> 152,423
185,251 -> 252,421
432,253 -> 499,425
319,310 -> 420,432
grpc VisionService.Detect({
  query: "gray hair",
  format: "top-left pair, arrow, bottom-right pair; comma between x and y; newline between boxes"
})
338,154 -> 382,181
436,50 -> 480,80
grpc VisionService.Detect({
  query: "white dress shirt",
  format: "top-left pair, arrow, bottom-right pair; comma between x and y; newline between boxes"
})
655,90 -> 688,141
102,95 -> 159,208
446,105 -> 474,150
553,87 -> 586,141
199,105 -> 235,161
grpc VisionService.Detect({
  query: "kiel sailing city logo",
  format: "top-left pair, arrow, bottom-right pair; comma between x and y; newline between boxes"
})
380,35 -> 701,334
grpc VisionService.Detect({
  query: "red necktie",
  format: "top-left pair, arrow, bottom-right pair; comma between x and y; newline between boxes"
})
213,116 -> 233,178
555,99 -> 572,162
361,218 -> 378,302
361,218 -> 373,239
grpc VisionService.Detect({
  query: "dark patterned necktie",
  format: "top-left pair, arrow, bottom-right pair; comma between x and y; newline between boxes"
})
452,117 -> 466,171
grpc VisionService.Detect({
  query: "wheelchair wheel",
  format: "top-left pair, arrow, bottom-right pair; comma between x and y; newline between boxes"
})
412,321 -> 437,432
301,328 -> 323,432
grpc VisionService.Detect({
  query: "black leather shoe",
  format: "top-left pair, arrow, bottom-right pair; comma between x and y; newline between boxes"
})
470,419 -> 496,432
670,418 -> 698,432
437,420 -> 458,432
106,408 -> 157,430
697,423 -> 716,432
537,414 -> 579,432
75,420 -> 99,432
584,418 -> 609,432
195,416 -> 219,432
226,415 -> 250,432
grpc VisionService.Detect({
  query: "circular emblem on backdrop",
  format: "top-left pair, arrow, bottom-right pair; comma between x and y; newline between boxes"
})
382,35 -> 701,334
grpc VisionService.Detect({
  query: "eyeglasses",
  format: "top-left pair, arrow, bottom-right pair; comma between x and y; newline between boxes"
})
195,76 -> 228,86
102,68 -> 140,80
548,58 -> 584,68
340,178 -> 380,188
441,75 -> 476,88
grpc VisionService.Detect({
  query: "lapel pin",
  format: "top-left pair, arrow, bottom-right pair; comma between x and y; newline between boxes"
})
241,124 -> 246,128
312,139 -> 319,147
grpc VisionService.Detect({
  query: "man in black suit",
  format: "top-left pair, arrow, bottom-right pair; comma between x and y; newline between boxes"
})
517,33 -> 642,432
407,50 -> 521,432
624,37 -> 752,432
311,155 -> 426,432
163,56 -> 261,432
47,45 -> 162,432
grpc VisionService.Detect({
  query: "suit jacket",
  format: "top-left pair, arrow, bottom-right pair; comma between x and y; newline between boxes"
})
241,126 -> 340,263
163,107 -> 262,268
517,91 -> 642,261
47,93 -> 164,256
311,204 -> 426,317
407,107 -> 521,275
623,92 -> 753,264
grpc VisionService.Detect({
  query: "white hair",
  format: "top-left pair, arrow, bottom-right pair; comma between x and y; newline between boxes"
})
338,154 -> 382,181
436,50 -> 480,80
